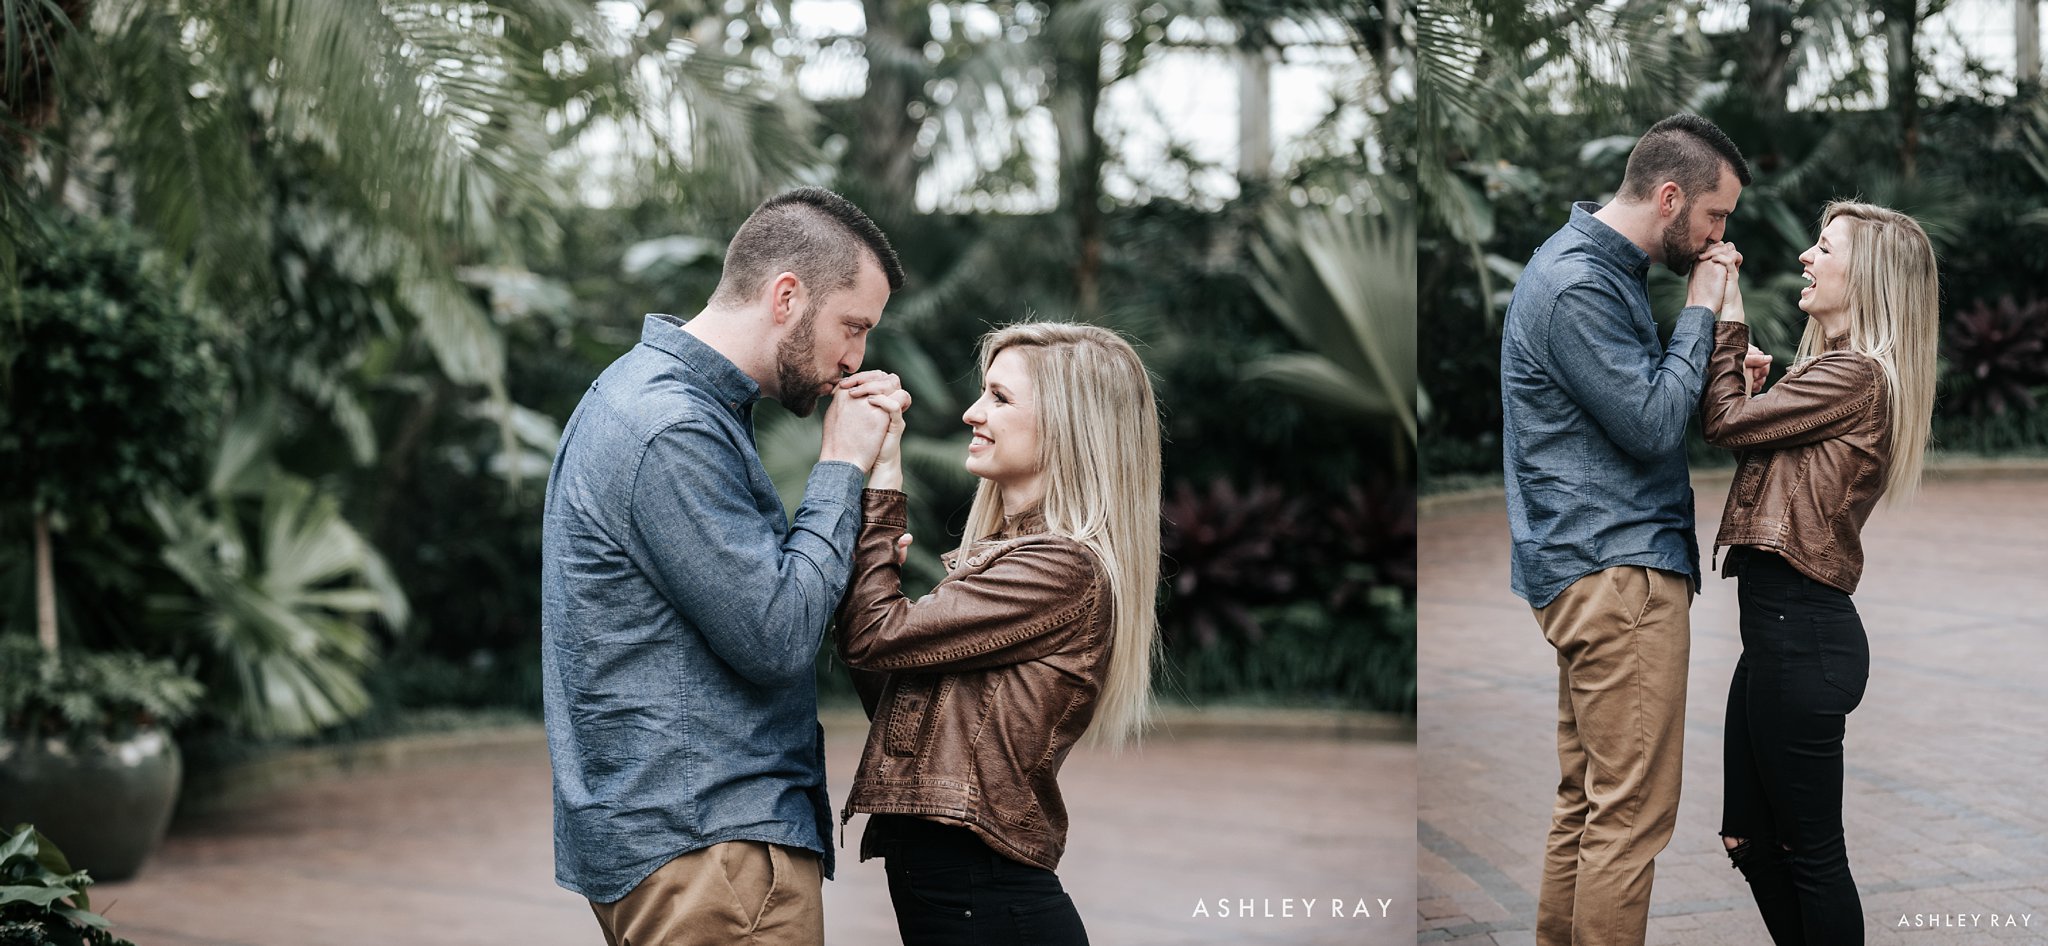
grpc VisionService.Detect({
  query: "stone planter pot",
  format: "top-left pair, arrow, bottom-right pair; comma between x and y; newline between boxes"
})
0,728 -> 181,882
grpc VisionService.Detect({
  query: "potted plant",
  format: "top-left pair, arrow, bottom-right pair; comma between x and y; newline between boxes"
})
0,217 -> 222,882
0,637 -> 202,882
0,822 -> 140,946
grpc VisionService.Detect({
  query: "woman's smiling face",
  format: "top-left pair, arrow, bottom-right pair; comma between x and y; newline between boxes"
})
1798,216 -> 1855,326
962,347 -> 1044,495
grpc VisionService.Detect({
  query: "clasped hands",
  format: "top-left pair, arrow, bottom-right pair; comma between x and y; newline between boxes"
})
1687,241 -> 1771,393
820,370 -> 913,474
817,370 -> 916,563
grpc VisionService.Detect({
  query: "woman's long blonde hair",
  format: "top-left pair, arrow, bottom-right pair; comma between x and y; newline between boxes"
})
1795,200 -> 1939,503
957,322 -> 1161,751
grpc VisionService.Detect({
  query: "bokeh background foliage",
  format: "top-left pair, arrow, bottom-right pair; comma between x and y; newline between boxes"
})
1,0 -> 1413,765
1415,0 -> 2048,490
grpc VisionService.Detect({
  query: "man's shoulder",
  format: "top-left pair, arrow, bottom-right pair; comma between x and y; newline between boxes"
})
549,357 -> 745,505
1509,250 -> 1626,333
1523,238 -> 1629,294
590,345 -> 736,445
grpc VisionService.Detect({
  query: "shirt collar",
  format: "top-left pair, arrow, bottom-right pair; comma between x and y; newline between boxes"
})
637,314 -> 762,412
1824,331 -> 1852,352
1568,201 -> 1652,281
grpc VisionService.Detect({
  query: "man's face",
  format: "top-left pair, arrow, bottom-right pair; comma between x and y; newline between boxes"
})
771,256 -> 890,417
1659,164 -> 1742,276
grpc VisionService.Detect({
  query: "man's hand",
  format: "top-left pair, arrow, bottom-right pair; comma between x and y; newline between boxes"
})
836,369 -> 903,401
819,374 -> 907,473
1686,241 -> 1742,313
1744,345 -> 1772,395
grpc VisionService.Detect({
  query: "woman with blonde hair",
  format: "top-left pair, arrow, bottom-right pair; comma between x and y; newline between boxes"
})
833,321 -> 1160,945
1701,201 -> 1939,945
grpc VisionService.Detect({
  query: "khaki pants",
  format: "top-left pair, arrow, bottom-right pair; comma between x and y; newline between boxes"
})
1532,566 -> 1691,946
591,841 -> 823,946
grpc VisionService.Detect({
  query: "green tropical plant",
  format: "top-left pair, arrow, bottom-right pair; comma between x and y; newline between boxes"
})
1247,197 -> 1416,456
0,636 -> 201,745
1412,0 -> 1702,302
0,823 -> 134,946
0,215 -> 227,656
15,0 -> 818,380
144,409 -> 409,739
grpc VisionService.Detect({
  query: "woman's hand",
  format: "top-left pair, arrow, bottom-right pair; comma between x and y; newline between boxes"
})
894,533 -> 912,566
1744,345 -> 1772,395
1700,242 -> 1745,324
867,390 -> 911,491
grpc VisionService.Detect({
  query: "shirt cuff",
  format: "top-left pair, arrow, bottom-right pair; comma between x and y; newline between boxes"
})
805,461 -> 866,509
1669,304 -> 1715,358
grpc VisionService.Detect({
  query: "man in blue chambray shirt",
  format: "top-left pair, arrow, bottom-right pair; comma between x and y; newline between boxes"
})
1501,115 -> 1757,946
542,188 -> 913,946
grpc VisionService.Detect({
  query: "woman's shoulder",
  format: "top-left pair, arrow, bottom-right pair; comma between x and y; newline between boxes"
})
944,531 -> 1101,579
1791,348 -> 1885,385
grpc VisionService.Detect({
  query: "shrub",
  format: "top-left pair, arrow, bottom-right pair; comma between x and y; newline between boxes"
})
0,637 -> 202,745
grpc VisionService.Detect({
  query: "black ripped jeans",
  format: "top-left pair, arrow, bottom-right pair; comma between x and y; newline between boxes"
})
867,814 -> 1090,946
1721,548 -> 1868,946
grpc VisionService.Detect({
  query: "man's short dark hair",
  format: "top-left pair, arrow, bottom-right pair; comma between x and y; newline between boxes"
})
1618,114 -> 1753,202
708,187 -> 905,308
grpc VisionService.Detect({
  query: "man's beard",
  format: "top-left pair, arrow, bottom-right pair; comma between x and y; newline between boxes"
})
1661,208 -> 1701,276
773,302 -> 831,417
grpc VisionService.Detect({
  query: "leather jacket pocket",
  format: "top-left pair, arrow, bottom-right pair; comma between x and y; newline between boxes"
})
1734,454 -> 1770,507
884,675 -> 936,757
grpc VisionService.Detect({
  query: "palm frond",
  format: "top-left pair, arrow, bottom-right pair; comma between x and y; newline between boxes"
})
1248,198 -> 1415,445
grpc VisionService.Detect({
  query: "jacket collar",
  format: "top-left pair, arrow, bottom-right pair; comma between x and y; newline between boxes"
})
996,505 -> 1047,539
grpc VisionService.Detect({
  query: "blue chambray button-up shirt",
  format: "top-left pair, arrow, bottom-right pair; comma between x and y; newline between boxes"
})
1501,201 -> 1714,607
541,314 -> 862,902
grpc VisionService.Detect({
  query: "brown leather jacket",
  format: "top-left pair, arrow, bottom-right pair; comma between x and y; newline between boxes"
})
832,489 -> 1109,871
1701,322 -> 1893,593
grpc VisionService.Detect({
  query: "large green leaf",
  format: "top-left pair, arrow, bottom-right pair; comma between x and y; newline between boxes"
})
146,420 -> 408,738
1247,198 -> 1416,447
0,884 -> 72,907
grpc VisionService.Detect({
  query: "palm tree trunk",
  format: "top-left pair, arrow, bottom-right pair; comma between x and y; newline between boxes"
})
2021,0 -> 2041,90
1238,45 -> 1272,183
1054,16 -> 1105,317
854,0 -> 928,221
34,511 -> 57,655
1883,0 -> 1922,180
1743,1 -> 1795,120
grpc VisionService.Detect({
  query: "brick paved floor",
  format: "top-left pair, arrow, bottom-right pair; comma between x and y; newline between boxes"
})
94,721 -> 1414,945
1419,473 -> 2048,945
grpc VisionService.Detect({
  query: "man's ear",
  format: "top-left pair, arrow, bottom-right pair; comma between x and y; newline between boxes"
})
1656,181 -> 1684,218
768,271 -> 803,325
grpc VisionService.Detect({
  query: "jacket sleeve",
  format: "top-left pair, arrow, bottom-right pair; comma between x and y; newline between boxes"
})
629,420 -> 863,688
1700,322 -> 1882,450
1543,280 -> 1715,462
833,490 -> 1100,674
